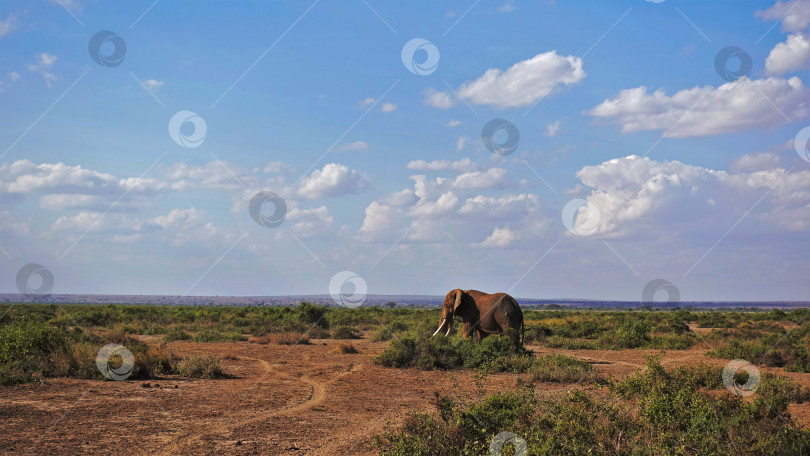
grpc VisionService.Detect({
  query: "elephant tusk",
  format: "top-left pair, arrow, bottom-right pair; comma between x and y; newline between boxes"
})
431,319 -> 446,337
444,324 -> 452,337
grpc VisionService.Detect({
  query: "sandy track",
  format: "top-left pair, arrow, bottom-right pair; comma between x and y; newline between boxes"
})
1,339 -> 808,455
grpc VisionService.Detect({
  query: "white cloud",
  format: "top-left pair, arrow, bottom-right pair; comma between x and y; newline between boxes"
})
456,136 -> 468,151
262,161 -> 295,174
497,2 -> 517,13
587,77 -> 810,137
446,120 -> 461,127
358,97 -> 376,108
452,168 -> 508,190
297,163 -> 370,199
166,161 -> 252,192
46,0 -> 83,12
26,52 -> 57,87
766,33 -> 810,75
458,193 -> 539,219
381,102 -> 397,113
408,192 -> 459,218
281,206 -> 334,239
545,120 -> 561,137
360,201 -> 401,241
380,189 -> 418,206
335,140 -> 369,152
143,79 -> 164,92
423,88 -> 456,109
425,51 -> 585,109
0,13 -> 19,37
39,194 -> 112,211
8,71 -> 19,82
757,0 -> 810,33
477,227 -> 516,247
572,155 -> 810,237
729,152 -> 781,172
406,158 -> 474,172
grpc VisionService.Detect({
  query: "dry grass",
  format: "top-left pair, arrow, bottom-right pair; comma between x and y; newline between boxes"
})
334,342 -> 359,354
272,332 -> 311,345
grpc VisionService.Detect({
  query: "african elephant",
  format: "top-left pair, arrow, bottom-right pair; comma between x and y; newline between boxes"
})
431,289 -> 524,344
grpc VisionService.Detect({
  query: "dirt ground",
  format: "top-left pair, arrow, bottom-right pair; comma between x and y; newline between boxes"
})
2,336 -> 809,456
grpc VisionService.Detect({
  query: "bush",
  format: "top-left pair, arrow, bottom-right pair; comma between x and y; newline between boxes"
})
192,329 -> 245,342
331,326 -> 362,340
272,332 -> 310,345
163,328 -> 192,342
335,342 -> 359,354
527,354 -> 598,383
177,355 -> 226,379
375,335 -> 527,370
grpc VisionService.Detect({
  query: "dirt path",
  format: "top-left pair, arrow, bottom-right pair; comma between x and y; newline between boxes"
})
1,339 -> 808,455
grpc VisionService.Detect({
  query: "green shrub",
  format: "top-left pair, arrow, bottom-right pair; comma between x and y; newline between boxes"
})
192,329 -> 245,342
527,354 -> 598,383
177,354 -> 226,379
163,328 -> 192,342
375,335 -> 527,370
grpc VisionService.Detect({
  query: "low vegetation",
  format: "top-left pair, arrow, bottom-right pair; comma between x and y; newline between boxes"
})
376,356 -> 810,455
177,354 -> 227,379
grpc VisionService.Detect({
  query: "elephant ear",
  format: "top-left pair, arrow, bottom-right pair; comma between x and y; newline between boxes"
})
451,289 -> 463,314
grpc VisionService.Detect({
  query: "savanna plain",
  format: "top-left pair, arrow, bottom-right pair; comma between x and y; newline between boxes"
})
2,303 -> 810,455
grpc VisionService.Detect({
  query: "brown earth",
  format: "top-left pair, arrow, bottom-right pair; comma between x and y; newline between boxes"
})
1,337 -> 809,456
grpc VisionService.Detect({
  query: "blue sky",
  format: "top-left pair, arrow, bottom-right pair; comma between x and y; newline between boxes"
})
1,0 -> 809,301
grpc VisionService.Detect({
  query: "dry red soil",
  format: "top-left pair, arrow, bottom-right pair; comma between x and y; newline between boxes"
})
1,337 -> 809,455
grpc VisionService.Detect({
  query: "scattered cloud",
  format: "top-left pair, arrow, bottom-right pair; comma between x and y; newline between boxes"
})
587,77 -> 810,137
729,151 -> 781,173
424,51 -> 585,109
262,161 -> 295,174
757,0 -> 810,33
497,2 -> 517,13
26,52 -> 57,87
0,13 -> 19,37
297,163 -> 370,199
456,136 -> 468,151
357,97 -> 376,108
545,120 -> 561,137
143,79 -> 164,92
381,102 -> 397,113
446,120 -> 461,127
477,226 -> 516,247
406,158 -> 475,172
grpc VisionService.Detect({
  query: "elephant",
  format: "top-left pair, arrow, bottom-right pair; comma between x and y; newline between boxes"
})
431,289 -> 524,344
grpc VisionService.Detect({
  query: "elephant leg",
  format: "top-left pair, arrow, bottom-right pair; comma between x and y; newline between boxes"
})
462,322 -> 475,339
477,328 -> 488,341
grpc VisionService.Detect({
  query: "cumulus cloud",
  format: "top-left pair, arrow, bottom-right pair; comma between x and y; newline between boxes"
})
262,161 -> 295,174
458,193 -> 539,219
446,120 -> 461,127
477,227 -> 516,247
572,155 -> 810,237
381,102 -> 397,113
766,33 -> 810,75
757,0 -> 810,33
452,168 -> 508,190
166,161 -> 252,192
360,201 -> 402,241
423,88 -> 456,109
424,51 -> 585,109
280,206 -> 334,239
729,152 -> 781,173
587,77 -> 810,137
379,189 -> 418,206
497,2 -> 517,13
297,163 -> 369,199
